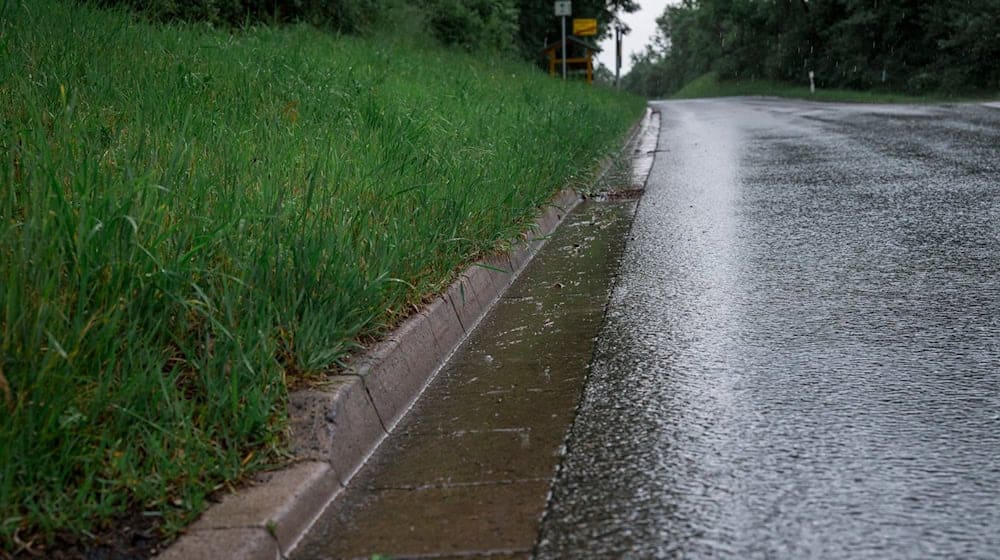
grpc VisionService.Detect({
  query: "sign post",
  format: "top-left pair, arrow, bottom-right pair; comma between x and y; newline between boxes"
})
554,1 -> 571,80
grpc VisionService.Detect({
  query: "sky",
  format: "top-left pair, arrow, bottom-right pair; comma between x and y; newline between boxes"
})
596,0 -> 674,76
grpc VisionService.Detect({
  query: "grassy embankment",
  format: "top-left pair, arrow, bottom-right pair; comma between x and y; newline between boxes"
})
672,71 -> 989,103
0,0 -> 645,551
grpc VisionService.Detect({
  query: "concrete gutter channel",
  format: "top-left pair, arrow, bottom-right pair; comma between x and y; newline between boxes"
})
158,107 -> 660,560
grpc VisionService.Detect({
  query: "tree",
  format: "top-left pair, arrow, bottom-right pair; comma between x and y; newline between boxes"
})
425,0 -> 521,54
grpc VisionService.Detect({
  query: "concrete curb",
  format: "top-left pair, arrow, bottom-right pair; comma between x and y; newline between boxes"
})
630,107 -> 661,189
158,110 -> 657,560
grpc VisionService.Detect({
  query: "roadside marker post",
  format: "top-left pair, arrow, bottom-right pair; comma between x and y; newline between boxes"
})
554,1 -> 571,80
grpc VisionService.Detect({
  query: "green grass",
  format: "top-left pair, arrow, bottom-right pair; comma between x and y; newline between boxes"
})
0,0 -> 645,550
672,71 -> 988,103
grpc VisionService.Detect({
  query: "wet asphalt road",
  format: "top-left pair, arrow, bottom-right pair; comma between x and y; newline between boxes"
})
537,99 -> 1000,558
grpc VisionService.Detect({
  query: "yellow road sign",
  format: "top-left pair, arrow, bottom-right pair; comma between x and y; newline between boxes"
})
573,18 -> 597,36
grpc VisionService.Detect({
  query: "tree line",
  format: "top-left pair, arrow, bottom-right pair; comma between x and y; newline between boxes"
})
624,0 -> 1000,97
91,0 -> 638,64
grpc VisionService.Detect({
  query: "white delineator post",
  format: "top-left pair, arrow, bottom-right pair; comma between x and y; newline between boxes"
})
809,70 -> 816,93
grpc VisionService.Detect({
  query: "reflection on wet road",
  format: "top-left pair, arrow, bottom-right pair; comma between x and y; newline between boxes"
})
537,99 -> 1000,558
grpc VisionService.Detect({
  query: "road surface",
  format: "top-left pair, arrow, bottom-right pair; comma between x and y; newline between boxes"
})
537,98 -> 1000,559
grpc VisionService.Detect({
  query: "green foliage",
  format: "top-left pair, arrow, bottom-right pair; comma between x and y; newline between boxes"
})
625,0 -> 1000,98
91,0 -> 384,31
424,0 -> 519,53
0,0 -> 644,552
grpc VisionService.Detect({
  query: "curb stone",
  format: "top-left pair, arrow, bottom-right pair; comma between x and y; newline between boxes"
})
631,109 -> 661,189
157,108 -> 657,560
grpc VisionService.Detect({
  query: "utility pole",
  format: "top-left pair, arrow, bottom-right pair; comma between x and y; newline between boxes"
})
615,22 -> 622,89
610,1 -> 630,90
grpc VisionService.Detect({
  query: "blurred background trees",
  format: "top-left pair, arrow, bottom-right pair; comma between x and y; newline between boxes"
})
93,0 -> 385,32
625,0 -> 1000,97
92,0 -> 638,63
91,0 -> 996,95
